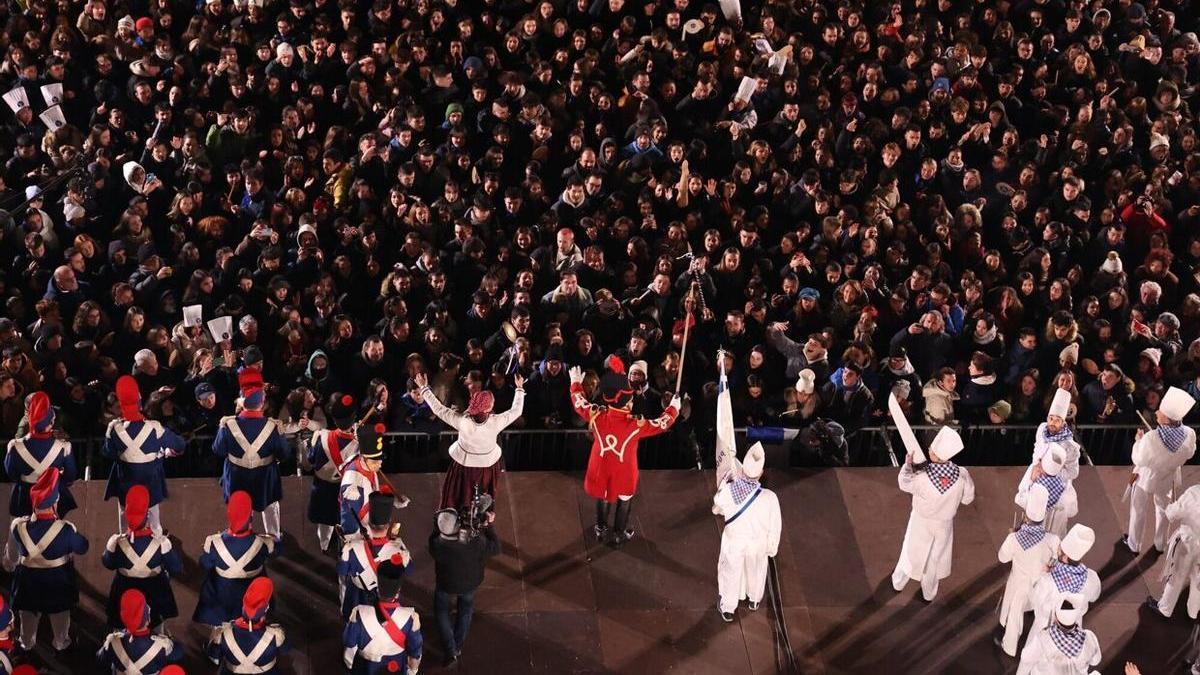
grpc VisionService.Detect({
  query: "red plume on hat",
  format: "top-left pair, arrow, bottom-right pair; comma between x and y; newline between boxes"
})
120,589 -> 150,635
117,375 -> 144,422
227,491 -> 253,533
238,368 -> 265,408
28,391 -> 54,435
600,355 -> 633,407
30,466 -> 61,511
242,577 -> 274,622
124,484 -> 150,532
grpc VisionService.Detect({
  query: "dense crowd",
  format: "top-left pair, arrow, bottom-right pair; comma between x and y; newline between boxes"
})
0,0 -> 1198,451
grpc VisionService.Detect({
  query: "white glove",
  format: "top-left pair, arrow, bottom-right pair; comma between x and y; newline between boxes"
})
670,395 -> 682,410
568,366 -> 583,384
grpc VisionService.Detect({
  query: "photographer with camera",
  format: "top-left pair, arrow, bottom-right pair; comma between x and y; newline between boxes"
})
428,507 -> 500,667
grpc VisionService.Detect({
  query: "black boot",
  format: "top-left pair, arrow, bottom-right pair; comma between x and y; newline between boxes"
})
594,500 -> 611,540
612,499 -> 634,546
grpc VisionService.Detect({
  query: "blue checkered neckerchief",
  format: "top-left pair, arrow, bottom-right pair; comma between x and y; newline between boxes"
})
925,462 -> 960,494
1158,424 -> 1188,453
1048,623 -> 1086,657
1041,425 -> 1073,444
1016,524 -> 1046,550
730,478 -> 760,505
1036,474 -> 1066,508
1049,561 -> 1088,593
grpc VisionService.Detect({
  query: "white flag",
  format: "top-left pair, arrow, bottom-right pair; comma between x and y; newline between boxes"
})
734,76 -> 758,103
38,105 -> 65,130
718,0 -> 741,21
207,315 -> 233,344
715,352 -> 738,485
40,83 -> 63,107
3,86 -> 29,113
888,392 -> 925,464
183,304 -> 203,328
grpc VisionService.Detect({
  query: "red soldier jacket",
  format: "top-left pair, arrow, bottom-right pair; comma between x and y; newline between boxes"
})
569,383 -> 680,502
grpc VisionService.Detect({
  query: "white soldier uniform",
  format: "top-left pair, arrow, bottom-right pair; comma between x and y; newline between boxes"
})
998,484 -> 1060,657
1154,485 -> 1200,618
1127,387 -> 1197,553
1017,593 -> 1102,675
1029,525 -> 1101,631
712,443 -> 782,619
891,427 -> 975,601
1017,446 -> 1078,537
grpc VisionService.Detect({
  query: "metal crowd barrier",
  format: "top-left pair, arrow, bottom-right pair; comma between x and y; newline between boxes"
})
50,424 -> 1150,481
70,428 -> 699,480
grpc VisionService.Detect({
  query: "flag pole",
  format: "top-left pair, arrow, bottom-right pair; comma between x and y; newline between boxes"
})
674,285 -> 695,395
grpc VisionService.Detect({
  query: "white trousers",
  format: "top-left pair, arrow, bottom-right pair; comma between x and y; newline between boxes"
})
257,502 -> 281,539
117,503 -> 162,536
19,610 -> 70,650
717,543 -> 769,613
1128,486 -> 1171,553
892,563 -> 939,601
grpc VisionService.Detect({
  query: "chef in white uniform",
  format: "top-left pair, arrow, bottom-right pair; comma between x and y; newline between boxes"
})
998,484 -> 1060,657
1126,386 -> 1197,553
1148,484 -> 1200,618
1029,524 -> 1101,631
1017,593 -> 1102,675
1025,389 -> 1081,483
713,442 -> 782,623
891,427 -> 975,602
1017,446 -> 1079,537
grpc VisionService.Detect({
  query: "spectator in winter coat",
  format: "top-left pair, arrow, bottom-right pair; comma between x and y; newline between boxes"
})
1079,364 -> 1137,423
890,311 -> 955,380
1003,329 -> 1039,387
766,325 -> 831,382
822,363 -> 874,433
526,346 -> 572,428
958,353 -> 1000,423
922,368 -> 959,425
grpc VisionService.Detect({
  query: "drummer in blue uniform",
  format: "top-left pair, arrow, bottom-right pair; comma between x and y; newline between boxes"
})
101,485 -> 182,632
308,393 -> 360,552
340,423 -> 405,536
97,589 -> 184,674
104,376 -> 185,535
194,490 -> 279,634
5,391 -> 78,517
2,467 -> 89,651
213,369 -> 291,540
343,556 -> 423,674
337,492 -> 411,619
206,577 -> 289,674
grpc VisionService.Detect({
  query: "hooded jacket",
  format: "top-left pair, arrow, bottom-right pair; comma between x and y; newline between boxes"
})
922,378 -> 959,425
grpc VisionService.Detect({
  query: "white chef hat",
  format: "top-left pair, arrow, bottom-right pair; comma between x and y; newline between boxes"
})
742,442 -> 765,479
1025,483 -> 1049,522
1054,593 -> 1085,625
1061,524 -> 1095,561
1161,386 -> 1196,422
795,369 -> 816,395
929,426 -> 964,462
1040,445 -> 1066,477
1048,388 -> 1071,419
